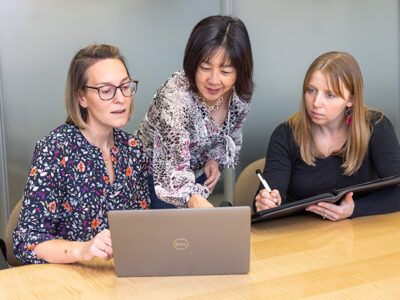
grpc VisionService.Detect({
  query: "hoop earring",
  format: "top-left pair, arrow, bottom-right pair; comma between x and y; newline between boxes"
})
345,106 -> 352,125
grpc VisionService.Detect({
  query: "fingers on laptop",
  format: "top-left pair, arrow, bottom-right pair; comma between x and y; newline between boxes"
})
87,229 -> 113,261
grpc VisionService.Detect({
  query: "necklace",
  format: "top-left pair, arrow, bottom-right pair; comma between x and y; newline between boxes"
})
199,96 -> 224,111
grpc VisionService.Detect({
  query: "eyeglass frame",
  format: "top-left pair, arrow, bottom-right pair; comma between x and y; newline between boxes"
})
82,79 -> 139,101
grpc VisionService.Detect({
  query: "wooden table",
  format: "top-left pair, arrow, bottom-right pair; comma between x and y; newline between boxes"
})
1,212 -> 400,299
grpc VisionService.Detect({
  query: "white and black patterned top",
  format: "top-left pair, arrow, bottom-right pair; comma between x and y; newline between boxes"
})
135,71 -> 250,207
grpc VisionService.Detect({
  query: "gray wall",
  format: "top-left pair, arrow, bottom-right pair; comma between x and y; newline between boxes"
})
0,0 -> 399,238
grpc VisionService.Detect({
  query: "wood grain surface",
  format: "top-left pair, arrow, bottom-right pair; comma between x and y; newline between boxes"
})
1,212 -> 399,299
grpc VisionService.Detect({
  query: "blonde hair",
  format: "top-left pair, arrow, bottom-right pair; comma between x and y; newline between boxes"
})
65,44 -> 134,128
288,51 -> 376,175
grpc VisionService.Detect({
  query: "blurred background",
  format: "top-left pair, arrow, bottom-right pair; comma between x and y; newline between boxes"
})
1,0 -> 399,237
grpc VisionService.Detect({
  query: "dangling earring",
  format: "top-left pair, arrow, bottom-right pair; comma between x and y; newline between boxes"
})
345,106 -> 352,125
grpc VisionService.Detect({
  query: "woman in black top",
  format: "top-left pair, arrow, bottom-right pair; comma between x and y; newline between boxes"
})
254,51 -> 400,221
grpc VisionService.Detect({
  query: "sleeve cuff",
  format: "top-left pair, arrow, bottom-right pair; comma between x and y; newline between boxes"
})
14,232 -> 55,264
183,183 -> 210,207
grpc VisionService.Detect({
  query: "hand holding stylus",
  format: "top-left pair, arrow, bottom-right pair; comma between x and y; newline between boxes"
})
254,169 -> 281,212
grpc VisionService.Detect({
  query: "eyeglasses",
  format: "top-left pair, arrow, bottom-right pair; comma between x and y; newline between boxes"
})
83,79 -> 138,101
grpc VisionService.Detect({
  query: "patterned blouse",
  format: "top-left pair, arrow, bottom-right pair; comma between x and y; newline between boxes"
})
135,71 -> 250,207
13,124 -> 150,264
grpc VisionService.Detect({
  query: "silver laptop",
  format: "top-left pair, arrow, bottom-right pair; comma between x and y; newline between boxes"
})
108,207 -> 251,277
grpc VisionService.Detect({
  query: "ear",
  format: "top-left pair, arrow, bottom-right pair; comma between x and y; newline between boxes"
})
78,90 -> 88,108
346,95 -> 354,108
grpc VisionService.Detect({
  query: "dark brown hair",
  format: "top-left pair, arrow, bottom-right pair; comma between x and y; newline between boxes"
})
183,15 -> 254,101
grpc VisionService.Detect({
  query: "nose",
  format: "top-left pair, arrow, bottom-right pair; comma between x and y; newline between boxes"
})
313,91 -> 323,107
113,87 -> 126,103
207,70 -> 220,85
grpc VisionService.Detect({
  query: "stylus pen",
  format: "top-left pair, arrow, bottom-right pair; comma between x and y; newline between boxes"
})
255,169 -> 272,193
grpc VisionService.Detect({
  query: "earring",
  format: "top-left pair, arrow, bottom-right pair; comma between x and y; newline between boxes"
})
345,106 -> 352,125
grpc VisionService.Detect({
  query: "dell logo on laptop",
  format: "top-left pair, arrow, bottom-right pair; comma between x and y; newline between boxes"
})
173,238 -> 189,250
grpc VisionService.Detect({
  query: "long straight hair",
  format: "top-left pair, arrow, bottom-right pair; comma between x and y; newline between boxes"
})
288,51 -> 373,175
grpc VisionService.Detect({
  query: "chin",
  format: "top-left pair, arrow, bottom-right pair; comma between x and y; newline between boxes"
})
311,120 -> 327,126
112,119 -> 129,129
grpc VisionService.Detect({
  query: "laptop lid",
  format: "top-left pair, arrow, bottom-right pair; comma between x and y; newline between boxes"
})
108,206 -> 251,277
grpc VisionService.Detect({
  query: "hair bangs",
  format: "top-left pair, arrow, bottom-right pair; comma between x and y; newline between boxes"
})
200,46 -> 232,67
322,66 -> 352,100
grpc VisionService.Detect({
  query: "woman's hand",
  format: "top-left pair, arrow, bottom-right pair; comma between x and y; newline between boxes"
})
203,160 -> 221,193
255,189 -> 282,212
306,192 -> 355,221
80,229 -> 113,261
187,194 -> 214,208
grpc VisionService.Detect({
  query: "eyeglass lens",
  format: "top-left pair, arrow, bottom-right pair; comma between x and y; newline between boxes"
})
99,80 -> 137,100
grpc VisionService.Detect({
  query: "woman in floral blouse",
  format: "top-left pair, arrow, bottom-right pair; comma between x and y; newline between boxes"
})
13,44 -> 150,264
136,15 -> 254,208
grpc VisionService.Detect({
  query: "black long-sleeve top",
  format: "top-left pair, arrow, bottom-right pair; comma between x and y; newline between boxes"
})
254,111 -> 400,217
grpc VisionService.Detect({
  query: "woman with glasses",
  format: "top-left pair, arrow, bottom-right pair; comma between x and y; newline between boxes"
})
136,15 -> 254,208
254,51 -> 400,221
13,44 -> 149,264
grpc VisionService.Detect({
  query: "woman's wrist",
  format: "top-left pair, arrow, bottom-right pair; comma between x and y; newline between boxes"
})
188,194 -> 213,208
73,242 -> 86,261
61,241 -> 86,262
187,195 -> 198,208
204,157 -> 220,168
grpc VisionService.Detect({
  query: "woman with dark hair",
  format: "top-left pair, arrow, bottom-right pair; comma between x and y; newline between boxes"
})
136,15 -> 254,208
254,51 -> 400,221
13,44 -> 149,264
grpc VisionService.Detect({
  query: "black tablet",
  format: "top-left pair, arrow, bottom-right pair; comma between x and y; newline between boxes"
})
251,174 -> 400,223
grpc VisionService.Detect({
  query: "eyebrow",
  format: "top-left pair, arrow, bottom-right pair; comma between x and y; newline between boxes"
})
201,61 -> 234,68
307,84 -> 337,95
95,76 -> 130,86
306,83 -> 317,89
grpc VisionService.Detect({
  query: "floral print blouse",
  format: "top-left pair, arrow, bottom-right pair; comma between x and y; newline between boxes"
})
13,124 -> 150,264
135,71 -> 250,207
